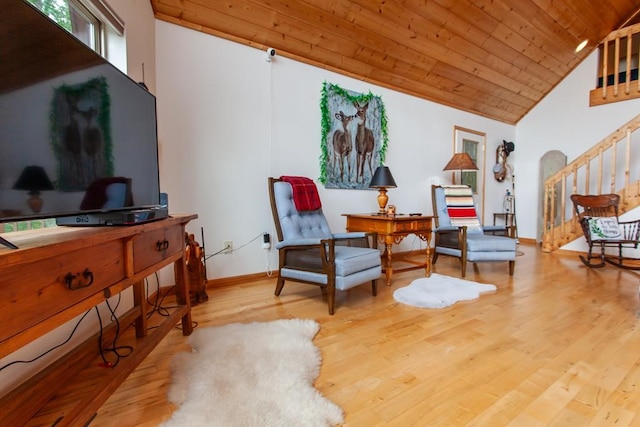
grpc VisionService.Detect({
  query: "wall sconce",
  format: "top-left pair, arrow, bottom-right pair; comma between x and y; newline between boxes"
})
13,165 -> 54,213
369,166 -> 397,214
443,152 -> 478,185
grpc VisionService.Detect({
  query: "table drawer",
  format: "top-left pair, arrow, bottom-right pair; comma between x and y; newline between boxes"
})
133,224 -> 183,273
394,219 -> 432,233
0,240 -> 126,343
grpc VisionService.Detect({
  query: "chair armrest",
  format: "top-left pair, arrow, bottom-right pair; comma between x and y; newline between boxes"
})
484,224 -> 514,237
333,232 -> 367,239
275,238 -> 324,249
433,225 -> 467,250
619,218 -> 640,227
619,218 -> 640,240
332,231 -> 378,249
434,226 -> 459,233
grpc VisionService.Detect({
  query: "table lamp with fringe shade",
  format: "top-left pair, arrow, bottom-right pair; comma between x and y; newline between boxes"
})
443,152 -> 478,185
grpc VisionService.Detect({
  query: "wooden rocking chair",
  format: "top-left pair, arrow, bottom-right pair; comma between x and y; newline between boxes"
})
570,194 -> 640,270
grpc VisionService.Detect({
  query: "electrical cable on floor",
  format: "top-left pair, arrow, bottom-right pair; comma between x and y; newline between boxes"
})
107,290 -> 122,322
264,233 -> 275,277
0,308 -> 93,373
95,299 -> 132,368
264,248 -> 273,277
140,273 -> 198,331
146,273 -> 176,318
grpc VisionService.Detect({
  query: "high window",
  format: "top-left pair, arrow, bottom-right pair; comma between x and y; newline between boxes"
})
27,0 -> 103,54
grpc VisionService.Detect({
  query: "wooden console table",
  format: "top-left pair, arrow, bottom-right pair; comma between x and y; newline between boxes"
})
344,214 -> 433,286
0,214 -> 196,426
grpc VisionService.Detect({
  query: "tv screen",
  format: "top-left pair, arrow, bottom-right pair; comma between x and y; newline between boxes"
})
0,1 -> 162,226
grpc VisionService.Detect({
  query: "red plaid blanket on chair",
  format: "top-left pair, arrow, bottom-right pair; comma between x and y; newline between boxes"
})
280,176 -> 322,211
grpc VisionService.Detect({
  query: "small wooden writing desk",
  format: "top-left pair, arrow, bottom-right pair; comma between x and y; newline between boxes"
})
344,214 -> 433,286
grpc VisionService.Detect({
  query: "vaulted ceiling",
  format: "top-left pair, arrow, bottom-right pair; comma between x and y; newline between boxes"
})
149,0 -> 640,124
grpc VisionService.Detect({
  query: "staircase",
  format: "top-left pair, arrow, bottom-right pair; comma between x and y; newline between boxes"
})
540,114 -> 640,252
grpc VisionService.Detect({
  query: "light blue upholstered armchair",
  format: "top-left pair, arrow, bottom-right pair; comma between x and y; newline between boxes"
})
431,185 -> 516,277
268,177 -> 381,314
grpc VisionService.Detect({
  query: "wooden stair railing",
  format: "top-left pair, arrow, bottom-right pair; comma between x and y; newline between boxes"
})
590,23 -> 640,107
541,114 -> 640,252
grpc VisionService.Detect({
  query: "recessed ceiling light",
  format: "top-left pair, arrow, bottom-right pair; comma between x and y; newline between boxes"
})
576,39 -> 589,53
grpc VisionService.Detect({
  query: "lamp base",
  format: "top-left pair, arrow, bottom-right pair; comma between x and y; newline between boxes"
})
27,193 -> 43,214
377,188 -> 388,214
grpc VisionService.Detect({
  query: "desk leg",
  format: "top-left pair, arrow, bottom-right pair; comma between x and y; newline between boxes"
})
132,281 -> 148,338
174,257 -> 193,336
384,236 -> 394,286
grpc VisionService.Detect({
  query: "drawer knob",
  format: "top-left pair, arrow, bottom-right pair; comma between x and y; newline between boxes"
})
156,239 -> 170,251
64,268 -> 94,290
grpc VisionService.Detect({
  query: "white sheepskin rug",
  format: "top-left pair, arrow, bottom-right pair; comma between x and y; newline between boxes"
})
161,318 -> 344,427
393,273 -> 497,309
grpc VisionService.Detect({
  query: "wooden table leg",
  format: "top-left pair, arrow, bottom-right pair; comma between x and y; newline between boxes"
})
132,281 -> 148,338
384,236 -> 394,286
425,240 -> 432,277
174,257 -> 193,336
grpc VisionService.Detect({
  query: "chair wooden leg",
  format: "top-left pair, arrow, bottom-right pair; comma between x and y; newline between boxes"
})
371,279 -> 378,296
460,248 -> 468,277
274,276 -> 285,296
327,281 -> 336,315
432,251 -> 439,264
509,260 -> 515,275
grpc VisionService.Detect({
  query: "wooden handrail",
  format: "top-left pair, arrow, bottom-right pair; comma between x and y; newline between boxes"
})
590,23 -> 640,106
541,114 -> 640,252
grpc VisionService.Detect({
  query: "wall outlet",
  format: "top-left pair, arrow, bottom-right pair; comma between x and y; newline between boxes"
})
223,240 -> 233,254
262,232 -> 271,249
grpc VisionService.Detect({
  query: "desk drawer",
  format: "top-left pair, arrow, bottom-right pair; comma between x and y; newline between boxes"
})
394,219 -> 432,233
0,240 -> 126,343
133,224 -> 183,273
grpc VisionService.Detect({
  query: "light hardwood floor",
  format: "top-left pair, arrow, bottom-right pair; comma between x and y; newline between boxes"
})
91,243 -> 640,426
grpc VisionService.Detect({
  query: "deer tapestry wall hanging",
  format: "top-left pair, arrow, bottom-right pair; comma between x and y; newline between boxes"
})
320,82 -> 388,189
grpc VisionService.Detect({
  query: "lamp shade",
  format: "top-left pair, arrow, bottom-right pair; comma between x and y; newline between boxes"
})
13,166 -> 54,194
443,153 -> 478,171
369,166 -> 397,188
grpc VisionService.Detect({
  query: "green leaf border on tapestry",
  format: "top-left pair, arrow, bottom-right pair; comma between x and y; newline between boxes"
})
49,76 -> 113,187
319,82 -> 388,184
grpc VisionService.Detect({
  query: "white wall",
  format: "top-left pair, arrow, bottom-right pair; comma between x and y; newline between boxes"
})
107,0 -> 156,91
517,51 -> 640,253
155,21 -> 516,279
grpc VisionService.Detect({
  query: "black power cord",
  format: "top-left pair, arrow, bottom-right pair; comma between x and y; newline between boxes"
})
0,309 -> 93,373
95,298 -> 132,368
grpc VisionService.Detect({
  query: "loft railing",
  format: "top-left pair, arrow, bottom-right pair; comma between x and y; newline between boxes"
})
590,23 -> 640,106
541,114 -> 640,252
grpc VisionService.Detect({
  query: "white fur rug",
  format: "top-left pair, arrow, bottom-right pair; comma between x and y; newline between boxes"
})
161,319 -> 343,427
393,273 -> 497,309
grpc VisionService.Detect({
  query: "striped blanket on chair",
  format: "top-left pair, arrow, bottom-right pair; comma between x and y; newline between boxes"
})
443,185 -> 482,232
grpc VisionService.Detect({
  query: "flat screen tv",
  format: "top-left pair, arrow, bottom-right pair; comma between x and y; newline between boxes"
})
0,1 -> 165,247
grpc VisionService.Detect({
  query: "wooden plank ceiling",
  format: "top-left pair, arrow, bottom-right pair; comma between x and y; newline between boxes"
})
149,0 -> 640,124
